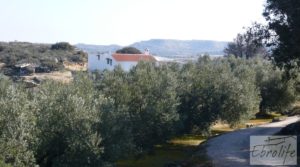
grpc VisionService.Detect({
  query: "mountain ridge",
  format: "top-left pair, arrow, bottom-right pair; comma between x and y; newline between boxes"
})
76,39 -> 229,57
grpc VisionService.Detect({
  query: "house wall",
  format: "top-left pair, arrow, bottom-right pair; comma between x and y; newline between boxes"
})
88,53 -> 115,71
115,61 -> 138,71
88,53 -> 140,72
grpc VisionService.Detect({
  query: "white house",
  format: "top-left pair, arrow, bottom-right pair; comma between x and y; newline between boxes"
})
88,51 -> 157,72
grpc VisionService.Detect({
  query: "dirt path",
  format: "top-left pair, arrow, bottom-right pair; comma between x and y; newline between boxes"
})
204,116 -> 300,167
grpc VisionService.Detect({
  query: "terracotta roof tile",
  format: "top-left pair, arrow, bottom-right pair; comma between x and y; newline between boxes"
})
112,54 -> 156,62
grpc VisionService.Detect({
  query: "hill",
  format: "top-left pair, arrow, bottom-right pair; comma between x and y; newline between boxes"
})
0,42 -> 86,68
76,39 -> 228,57
0,42 -> 87,80
131,39 -> 228,57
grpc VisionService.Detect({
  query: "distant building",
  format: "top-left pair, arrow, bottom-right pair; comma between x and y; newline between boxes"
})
88,50 -> 156,72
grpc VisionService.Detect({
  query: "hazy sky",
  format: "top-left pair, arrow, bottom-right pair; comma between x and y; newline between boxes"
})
0,0 -> 266,45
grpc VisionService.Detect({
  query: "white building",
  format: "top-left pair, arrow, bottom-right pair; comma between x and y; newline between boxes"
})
88,52 -> 157,72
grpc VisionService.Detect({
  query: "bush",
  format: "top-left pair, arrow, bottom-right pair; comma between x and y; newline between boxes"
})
40,59 -> 64,71
35,66 -> 51,73
67,51 -> 87,63
116,47 -> 142,54
68,54 -> 84,62
50,42 -> 74,51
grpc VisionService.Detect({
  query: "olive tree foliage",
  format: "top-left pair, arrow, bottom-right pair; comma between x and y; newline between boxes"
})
254,61 -> 298,114
221,57 -> 261,124
33,75 -> 108,167
97,62 -> 180,156
95,67 -> 136,161
178,56 -> 260,133
128,62 -> 179,150
0,73 -> 123,167
0,55 -> 297,167
0,66 -> 179,166
0,77 -> 36,167
260,73 -> 297,113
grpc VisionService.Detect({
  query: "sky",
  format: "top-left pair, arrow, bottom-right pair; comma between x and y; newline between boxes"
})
0,0 -> 266,46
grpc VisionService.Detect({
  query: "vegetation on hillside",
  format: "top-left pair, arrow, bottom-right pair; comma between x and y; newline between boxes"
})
0,42 -> 87,73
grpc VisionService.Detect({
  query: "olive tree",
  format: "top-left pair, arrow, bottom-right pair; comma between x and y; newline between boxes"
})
34,75 -> 105,167
128,62 -> 179,151
0,78 -> 36,167
178,56 -> 260,133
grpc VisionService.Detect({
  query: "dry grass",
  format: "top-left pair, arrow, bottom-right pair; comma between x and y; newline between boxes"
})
20,61 -> 87,84
212,118 -> 273,131
63,62 -> 87,71
211,123 -> 234,132
169,135 -> 207,146
22,71 -> 73,83
247,118 -> 272,125
294,101 -> 300,108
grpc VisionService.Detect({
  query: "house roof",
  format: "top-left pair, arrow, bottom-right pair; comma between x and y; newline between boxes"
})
112,54 -> 156,62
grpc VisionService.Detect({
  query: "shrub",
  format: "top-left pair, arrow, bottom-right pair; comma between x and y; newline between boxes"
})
68,54 -> 84,62
116,47 -> 142,54
50,42 -> 74,51
40,59 -> 64,71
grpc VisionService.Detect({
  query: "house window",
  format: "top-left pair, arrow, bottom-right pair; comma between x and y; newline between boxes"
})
106,58 -> 112,66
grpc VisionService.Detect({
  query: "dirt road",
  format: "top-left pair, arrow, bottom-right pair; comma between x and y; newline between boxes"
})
205,116 -> 300,167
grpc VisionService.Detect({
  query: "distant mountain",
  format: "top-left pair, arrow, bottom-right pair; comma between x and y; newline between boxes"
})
76,43 -> 122,54
76,39 -> 228,57
131,39 -> 228,57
